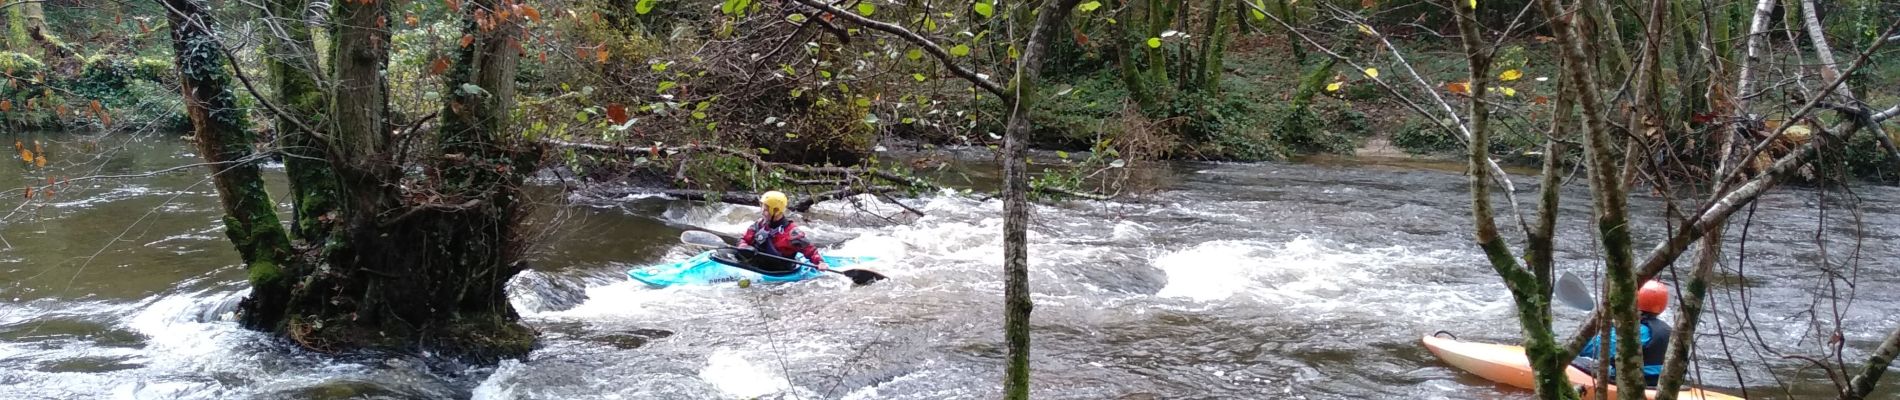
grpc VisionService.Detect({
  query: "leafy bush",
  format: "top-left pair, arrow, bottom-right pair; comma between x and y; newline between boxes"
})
1391,118 -> 1462,155
1836,132 -> 1900,183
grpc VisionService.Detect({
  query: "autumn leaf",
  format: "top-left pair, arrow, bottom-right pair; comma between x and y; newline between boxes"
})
0,100 -> 10,112
1445,81 -> 1470,95
520,5 -> 542,22
1532,95 -> 1550,105
1326,82 -> 1343,92
597,45 -> 611,63
1363,68 -> 1379,78
459,34 -> 475,48
1357,24 -> 1376,36
430,57 -> 451,76
88,100 -> 103,116
406,14 -> 419,25
19,148 -> 32,162
1499,69 -> 1522,81
34,154 -> 45,168
1075,32 -> 1090,45
100,111 -> 111,126
606,103 -> 630,125
1500,87 -> 1517,97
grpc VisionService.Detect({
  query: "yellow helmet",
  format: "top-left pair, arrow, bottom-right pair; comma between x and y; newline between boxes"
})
760,191 -> 789,218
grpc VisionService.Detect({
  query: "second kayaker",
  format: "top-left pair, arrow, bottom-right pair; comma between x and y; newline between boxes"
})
737,190 -> 830,274
1571,279 -> 1675,387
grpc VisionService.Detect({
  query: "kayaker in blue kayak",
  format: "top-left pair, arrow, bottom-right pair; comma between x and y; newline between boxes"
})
1571,279 -> 1674,387
736,191 -> 830,274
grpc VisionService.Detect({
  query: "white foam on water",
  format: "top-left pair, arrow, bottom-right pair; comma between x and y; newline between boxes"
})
698,348 -> 793,398
532,278 -> 742,322
470,359 -> 527,400
1154,240 -> 1264,302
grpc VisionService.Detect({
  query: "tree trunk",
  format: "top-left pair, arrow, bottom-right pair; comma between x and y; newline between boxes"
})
1003,1 -> 1083,398
1579,0 -> 1632,80
19,1 -> 72,73
264,0 -> 342,244
1843,320 -> 1900,399
1195,0 -> 1233,93
1610,2 -> 1668,396
1653,225 -> 1720,400
1538,0 -> 1644,396
1450,2 -> 1577,399
158,0 -> 297,330
209,0 -> 537,360
5,3 -> 29,54
1275,0 -> 1302,62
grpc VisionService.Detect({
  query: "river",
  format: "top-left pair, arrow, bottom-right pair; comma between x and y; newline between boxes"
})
2,130 -> 1897,399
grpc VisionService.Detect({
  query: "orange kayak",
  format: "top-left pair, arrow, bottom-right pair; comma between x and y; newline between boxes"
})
1421,334 -> 1744,399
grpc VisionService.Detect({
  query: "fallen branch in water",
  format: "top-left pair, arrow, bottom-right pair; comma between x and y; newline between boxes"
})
543,139 -> 1118,202
577,186 -> 921,215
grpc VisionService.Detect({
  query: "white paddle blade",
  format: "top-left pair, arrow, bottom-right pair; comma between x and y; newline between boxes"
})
1554,271 -> 1597,311
680,230 -> 730,248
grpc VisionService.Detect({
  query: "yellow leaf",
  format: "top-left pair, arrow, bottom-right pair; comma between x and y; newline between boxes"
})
1500,69 -> 1522,81
1326,82 -> 1343,92
1501,87 -> 1517,97
1467,0 -> 1476,8
1363,68 -> 1379,78
1357,24 -> 1376,36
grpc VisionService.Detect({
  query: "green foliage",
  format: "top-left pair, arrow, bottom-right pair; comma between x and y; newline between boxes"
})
1836,132 -> 1900,183
1029,138 -> 1125,199
1014,72 -> 1132,150
1266,104 -> 1355,155
1391,118 -> 1463,155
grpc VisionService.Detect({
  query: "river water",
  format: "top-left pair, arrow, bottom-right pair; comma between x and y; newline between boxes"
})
2,131 -> 1897,399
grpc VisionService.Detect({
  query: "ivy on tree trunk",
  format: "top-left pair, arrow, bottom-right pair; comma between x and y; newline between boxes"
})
158,0 -> 295,330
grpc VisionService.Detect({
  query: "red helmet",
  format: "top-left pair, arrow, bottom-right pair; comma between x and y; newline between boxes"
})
1637,279 -> 1670,314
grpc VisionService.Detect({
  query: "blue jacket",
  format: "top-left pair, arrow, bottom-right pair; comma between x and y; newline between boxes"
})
1576,314 -> 1672,386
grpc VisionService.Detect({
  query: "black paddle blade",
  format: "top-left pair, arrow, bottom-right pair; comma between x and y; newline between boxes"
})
839,269 -> 887,285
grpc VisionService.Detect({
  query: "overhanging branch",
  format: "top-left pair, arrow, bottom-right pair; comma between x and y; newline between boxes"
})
784,0 -> 1007,100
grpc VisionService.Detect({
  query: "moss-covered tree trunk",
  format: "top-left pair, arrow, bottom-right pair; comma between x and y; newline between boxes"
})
1450,1 -> 1577,398
176,0 -> 537,360
264,0 -> 342,244
1002,1 -> 1083,398
1194,0 -> 1234,93
158,0 -> 297,330
5,3 -> 29,54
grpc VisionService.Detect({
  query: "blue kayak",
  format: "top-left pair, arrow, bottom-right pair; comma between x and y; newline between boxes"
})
626,249 -> 877,288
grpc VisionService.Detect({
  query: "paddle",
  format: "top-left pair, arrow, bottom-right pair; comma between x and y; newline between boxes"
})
1554,271 -> 1597,311
679,230 -> 887,285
